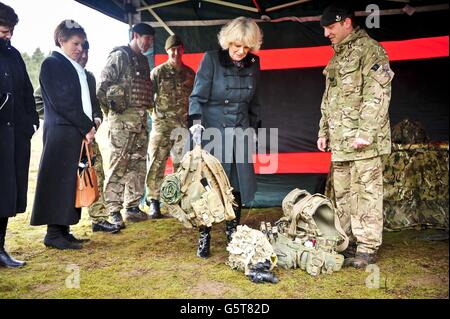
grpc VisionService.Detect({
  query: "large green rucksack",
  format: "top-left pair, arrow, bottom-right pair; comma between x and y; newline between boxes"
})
265,189 -> 349,276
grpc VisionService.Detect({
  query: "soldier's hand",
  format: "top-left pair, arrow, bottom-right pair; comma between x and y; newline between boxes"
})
351,137 -> 370,149
85,127 -> 96,144
317,137 -> 328,152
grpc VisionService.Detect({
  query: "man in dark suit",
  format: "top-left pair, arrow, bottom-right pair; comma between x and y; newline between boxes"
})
0,2 -> 39,268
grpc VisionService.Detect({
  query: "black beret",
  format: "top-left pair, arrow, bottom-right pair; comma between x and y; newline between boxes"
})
82,40 -> 89,50
132,23 -> 155,35
320,2 -> 354,27
165,34 -> 183,50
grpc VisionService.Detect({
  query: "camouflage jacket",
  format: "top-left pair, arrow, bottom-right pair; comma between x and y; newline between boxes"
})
319,28 -> 394,162
151,61 -> 195,129
97,45 -> 152,132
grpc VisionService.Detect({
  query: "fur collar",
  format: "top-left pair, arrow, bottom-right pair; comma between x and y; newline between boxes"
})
218,49 -> 257,68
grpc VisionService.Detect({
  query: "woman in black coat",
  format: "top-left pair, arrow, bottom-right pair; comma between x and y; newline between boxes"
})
189,17 -> 263,258
31,20 -> 97,250
0,3 -> 39,268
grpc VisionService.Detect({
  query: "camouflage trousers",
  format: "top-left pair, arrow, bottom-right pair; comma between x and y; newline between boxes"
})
146,126 -> 186,200
88,140 -> 109,222
104,127 -> 149,213
332,156 -> 383,254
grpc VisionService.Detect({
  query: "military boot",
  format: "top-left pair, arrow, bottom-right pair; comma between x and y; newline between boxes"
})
110,211 -> 126,229
125,207 -> 149,223
197,227 -> 211,258
344,252 -> 377,269
226,192 -> 242,243
341,242 -> 357,259
149,199 -> 163,219
92,220 -> 121,233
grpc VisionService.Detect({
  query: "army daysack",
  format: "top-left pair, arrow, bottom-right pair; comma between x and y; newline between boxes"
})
391,118 -> 429,144
267,189 -> 349,276
160,125 -> 236,228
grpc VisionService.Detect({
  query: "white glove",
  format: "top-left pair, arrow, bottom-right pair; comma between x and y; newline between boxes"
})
189,124 -> 205,146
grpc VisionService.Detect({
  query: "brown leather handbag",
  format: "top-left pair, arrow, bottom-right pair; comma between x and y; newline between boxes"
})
75,140 -> 99,208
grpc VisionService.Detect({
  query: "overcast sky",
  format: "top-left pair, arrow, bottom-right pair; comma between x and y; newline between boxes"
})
3,0 -> 129,79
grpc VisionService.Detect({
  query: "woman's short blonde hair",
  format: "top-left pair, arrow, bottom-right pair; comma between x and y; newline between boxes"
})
218,17 -> 263,51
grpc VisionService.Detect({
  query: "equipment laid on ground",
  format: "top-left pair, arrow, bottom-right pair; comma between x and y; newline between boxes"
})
226,225 -> 278,283
265,189 -> 348,276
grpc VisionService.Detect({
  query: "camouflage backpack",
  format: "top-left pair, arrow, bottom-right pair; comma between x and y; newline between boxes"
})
266,189 -> 349,276
160,125 -> 236,228
391,118 -> 429,144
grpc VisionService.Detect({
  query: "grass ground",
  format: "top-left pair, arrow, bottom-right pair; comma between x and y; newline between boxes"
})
0,125 -> 448,299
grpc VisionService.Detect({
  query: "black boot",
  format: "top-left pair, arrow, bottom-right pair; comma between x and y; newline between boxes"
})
125,207 -> 149,222
197,227 -> 211,258
44,225 -> 81,250
149,199 -> 163,219
0,249 -> 26,268
62,226 -> 90,244
226,192 -> 242,243
92,220 -> 121,233
0,217 -> 26,268
110,211 -> 126,229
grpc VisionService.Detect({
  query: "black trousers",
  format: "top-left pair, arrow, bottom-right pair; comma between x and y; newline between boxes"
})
0,217 -> 8,249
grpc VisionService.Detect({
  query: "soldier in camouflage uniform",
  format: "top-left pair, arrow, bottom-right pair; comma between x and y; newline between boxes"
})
34,41 -> 121,234
317,4 -> 394,268
97,23 -> 154,227
145,35 -> 195,218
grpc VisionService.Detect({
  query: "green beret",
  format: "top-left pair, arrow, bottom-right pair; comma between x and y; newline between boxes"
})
132,23 -> 155,35
165,34 -> 183,50
320,2 -> 354,27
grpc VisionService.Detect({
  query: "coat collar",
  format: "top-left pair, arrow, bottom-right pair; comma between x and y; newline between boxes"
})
218,49 -> 256,69
51,51 -> 82,78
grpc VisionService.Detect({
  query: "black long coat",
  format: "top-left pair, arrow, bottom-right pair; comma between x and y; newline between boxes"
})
189,50 -> 262,204
31,51 -> 97,226
0,44 -> 39,218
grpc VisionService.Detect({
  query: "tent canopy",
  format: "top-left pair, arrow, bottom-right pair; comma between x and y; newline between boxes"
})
74,0 -> 448,24
75,0 -> 449,206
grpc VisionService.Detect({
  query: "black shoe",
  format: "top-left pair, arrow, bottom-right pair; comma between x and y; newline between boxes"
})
197,227 -> 211,258
344,252 -> 378,269
92,220 -> 121,233
341,243 -> 357,259
125,207 -> 149,222
44,234 -> 82,250
62,226 -> 90,244
66,233 -> 90,244
149,199 -> 163,219
110,211 -> 126,229
0,249 -> 26,268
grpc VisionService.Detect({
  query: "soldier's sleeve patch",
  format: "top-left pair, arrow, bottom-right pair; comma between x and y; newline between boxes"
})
369,63 -> 394,87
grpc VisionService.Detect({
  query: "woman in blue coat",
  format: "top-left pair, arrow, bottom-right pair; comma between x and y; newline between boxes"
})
31,20 -> 98,250
189,17 -> 263,258
0,2 -> 39,268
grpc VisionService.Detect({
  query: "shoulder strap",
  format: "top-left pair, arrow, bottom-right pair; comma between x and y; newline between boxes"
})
282,189 -> 310,217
